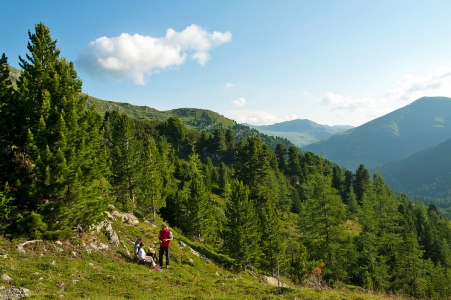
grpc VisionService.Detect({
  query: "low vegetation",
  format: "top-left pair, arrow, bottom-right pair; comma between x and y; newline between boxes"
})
0,210 -> 405,300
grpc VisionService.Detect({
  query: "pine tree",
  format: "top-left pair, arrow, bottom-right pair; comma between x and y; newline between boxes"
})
354,164 -> 371,205
235,137 -> 271,199
0,53 -> 18,186
299,167 -> 347,281
104,112 -> 142,211
218,162 -> 231,198
274,144 -> 287,173
137,137 -> 164,221
12,23 -> 109,237
259,199 -> 285,275
222,180 -> 260,270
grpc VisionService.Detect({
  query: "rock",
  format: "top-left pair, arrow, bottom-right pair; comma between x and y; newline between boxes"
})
0,287 -> 31,300
1,274 -> 12,282
55,241 -> 63,246
121,241 -> 131,257
71,252 -> 77,257
260,275 -> 289,288
104,211 -> 116,221
98,243 -> 109,250
0,254 -> 8,259
108,230 -> 119,247
178,241 -> 186,248
123,213 -> 139,225
110,210 -> 122,219
190,248 -> 200,256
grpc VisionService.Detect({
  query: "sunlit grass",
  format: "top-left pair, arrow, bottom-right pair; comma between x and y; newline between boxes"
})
0,216 -> 406,300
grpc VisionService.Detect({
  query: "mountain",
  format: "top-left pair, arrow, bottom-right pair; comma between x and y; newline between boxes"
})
371,137 -> 451,199
246,119 -> 354,148
84,95 -> 296,150
303,97 -> 451,171
86,95 -> 237,129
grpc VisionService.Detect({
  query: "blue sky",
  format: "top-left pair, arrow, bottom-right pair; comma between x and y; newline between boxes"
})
2,1 -> 451,126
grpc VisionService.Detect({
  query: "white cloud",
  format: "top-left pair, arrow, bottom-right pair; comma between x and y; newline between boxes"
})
385,67 -> 451,102
225,83 -> 235,88
230,97 -> 248,107
221,110 -> 296,125
318,92 -> 376,111
316,66 -> 451,126
77,24 -> 232,85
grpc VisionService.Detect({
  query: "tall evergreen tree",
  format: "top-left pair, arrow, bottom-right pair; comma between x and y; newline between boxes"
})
137,137 -> 164,221
299,168 -> 347,281
274,144 -> 287,173
104,112 -> 142,211
354,164 -> 371,205
12,23 -> 109,237
222,180 -> 260,270
259,199 -> 286,275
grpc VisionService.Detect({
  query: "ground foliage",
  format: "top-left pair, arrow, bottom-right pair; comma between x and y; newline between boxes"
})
1,23 -> 451,299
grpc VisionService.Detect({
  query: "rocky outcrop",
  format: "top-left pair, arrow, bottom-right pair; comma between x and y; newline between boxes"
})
0,287 -> 31,300
260,275 -> 289,288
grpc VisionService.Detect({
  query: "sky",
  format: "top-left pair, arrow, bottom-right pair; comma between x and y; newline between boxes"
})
2,1 -> 451,126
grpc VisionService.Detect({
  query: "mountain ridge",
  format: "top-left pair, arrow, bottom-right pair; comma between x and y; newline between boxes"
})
303,96 -> 451,171
245,119 -> 354,148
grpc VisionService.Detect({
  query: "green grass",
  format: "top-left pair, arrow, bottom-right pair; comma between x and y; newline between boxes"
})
0,213 -> 406,300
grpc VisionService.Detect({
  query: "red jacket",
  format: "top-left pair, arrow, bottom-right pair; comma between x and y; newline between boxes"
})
159,229 -> 172,247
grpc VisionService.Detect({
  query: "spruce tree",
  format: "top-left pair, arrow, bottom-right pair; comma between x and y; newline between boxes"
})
299,168 -> 346,281
222,180 -> 260,270
0,53 -> 18,186
354,164 -> 371,205
259,199 -> 285,275
13,23 -> 109,238
104,112 -> 142,211
137,137 -> 164,221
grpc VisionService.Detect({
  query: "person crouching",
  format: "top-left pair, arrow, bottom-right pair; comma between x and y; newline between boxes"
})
137,242 -> 161,272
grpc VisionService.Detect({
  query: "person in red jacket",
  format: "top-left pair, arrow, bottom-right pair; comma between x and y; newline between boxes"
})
158,223 -> 173,268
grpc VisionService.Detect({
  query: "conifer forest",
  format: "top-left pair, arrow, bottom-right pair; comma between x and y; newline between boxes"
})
2,23 -> 451,299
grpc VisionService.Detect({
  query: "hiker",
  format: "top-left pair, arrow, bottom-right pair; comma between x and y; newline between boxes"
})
147,247 -> 159,265
137,242 -> 161,272
134,237 -> 142,260
158,223 -> 173,269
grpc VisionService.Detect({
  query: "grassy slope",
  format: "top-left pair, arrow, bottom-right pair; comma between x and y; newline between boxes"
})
0,210 -> 404,300
85,96 -> 236,131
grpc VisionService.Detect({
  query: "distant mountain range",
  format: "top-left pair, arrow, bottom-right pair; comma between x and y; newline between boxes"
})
302,97 -> 451,172
245,119 -> 354,148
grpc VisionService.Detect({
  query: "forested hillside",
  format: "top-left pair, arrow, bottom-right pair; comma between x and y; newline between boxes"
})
372,137 -> 451,200
2,23 -> 451,299
303,96 -> 451,170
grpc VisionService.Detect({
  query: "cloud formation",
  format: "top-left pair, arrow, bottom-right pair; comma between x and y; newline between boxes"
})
318,92 -> 376,111
317,67 -> 451,125
385,67 -> 451,102
225,83 -> 235,88
77,24 -> 232,85
221,110 -> 297,125
230,97 -> 248,107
